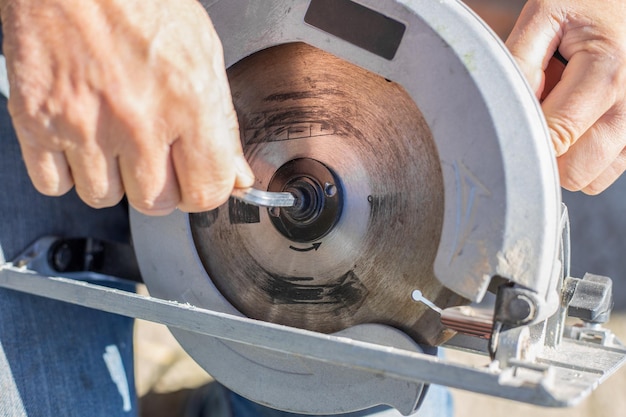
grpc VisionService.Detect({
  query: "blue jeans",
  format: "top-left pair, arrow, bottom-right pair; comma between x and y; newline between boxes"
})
0,65 -> 138,416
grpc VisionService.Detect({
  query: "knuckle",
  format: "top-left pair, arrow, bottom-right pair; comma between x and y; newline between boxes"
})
162,68 -> 194,98
547,119 -> 578,156
602,57 -> 626,98
8,91 -> 39,120
613,61 -> 626,99
10,95 -> 96,151
31,174 -> 73,197
559,166 -> 588,192
34,183 -> 67,197
9,103 -> 44,139
180,180 -> 232,213
57,103 -> 97,147
76,184 -> 124,209
589,45 -> 626,100
23,158 -> 72,196
129,194 -> 179,216
581,182 -> 606,196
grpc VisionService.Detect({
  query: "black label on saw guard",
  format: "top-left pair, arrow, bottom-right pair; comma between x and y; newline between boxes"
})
304,0 -> 406,60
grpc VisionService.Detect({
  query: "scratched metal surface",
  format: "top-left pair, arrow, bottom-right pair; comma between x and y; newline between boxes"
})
191,42 -> 462,346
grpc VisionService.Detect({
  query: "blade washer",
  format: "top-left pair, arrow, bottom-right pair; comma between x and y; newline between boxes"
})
267,158 -> 343,243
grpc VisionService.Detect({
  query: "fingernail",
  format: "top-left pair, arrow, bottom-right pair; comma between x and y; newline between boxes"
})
234,154 -> 255,187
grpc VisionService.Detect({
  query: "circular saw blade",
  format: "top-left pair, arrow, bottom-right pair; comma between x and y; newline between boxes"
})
189,42 -> 467,346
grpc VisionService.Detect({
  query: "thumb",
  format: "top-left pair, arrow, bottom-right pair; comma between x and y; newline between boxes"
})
505,2 -> 563,97
234,154 -> 255,189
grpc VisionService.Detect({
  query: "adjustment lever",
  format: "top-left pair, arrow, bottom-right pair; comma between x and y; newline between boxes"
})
231,187 -> 297,208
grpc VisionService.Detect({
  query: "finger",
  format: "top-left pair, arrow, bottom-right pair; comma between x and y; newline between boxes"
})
207,39 -> 255,191
540,55 -> 566,101
556,110 -> 626,191
118,137 -> 180,216
506,1 -> 562,95
172,44 -> 253,212
234,154 -> 255,190
542,53 -> 619,156
172,108 -> 241,213
64,145 -> 124,208
18,141 -> 74,196
581,150 -> 626,195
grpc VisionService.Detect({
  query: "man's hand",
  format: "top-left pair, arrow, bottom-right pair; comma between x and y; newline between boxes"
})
0,0 -> 254,215
507,0 -> 626,194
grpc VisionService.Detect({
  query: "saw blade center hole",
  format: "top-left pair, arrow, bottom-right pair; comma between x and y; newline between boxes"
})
283,177 -> 323,224
267,158 -> 343,243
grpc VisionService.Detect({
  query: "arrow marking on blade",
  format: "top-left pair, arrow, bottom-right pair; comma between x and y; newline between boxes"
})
289,242 -> 322,252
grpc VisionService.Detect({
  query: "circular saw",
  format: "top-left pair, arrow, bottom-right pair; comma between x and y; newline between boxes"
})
130,0 -> 563,414
1,0 -> 624,415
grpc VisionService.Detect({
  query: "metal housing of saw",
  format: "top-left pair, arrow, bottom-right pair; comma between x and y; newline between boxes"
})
128,0 -> 577,414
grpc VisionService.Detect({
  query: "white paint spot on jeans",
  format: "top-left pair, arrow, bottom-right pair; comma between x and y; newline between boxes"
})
0,346 -> 28,415
103,344 -> 132,412
0,55 -> 9,99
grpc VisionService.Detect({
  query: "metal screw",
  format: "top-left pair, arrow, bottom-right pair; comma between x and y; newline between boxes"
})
269,207 -> 280,217
507,294 -> 535,323
324,182 -> 337,198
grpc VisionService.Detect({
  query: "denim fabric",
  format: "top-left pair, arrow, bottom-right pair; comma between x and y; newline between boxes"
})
0,61 -> 137,416
0,289 -> 137,417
